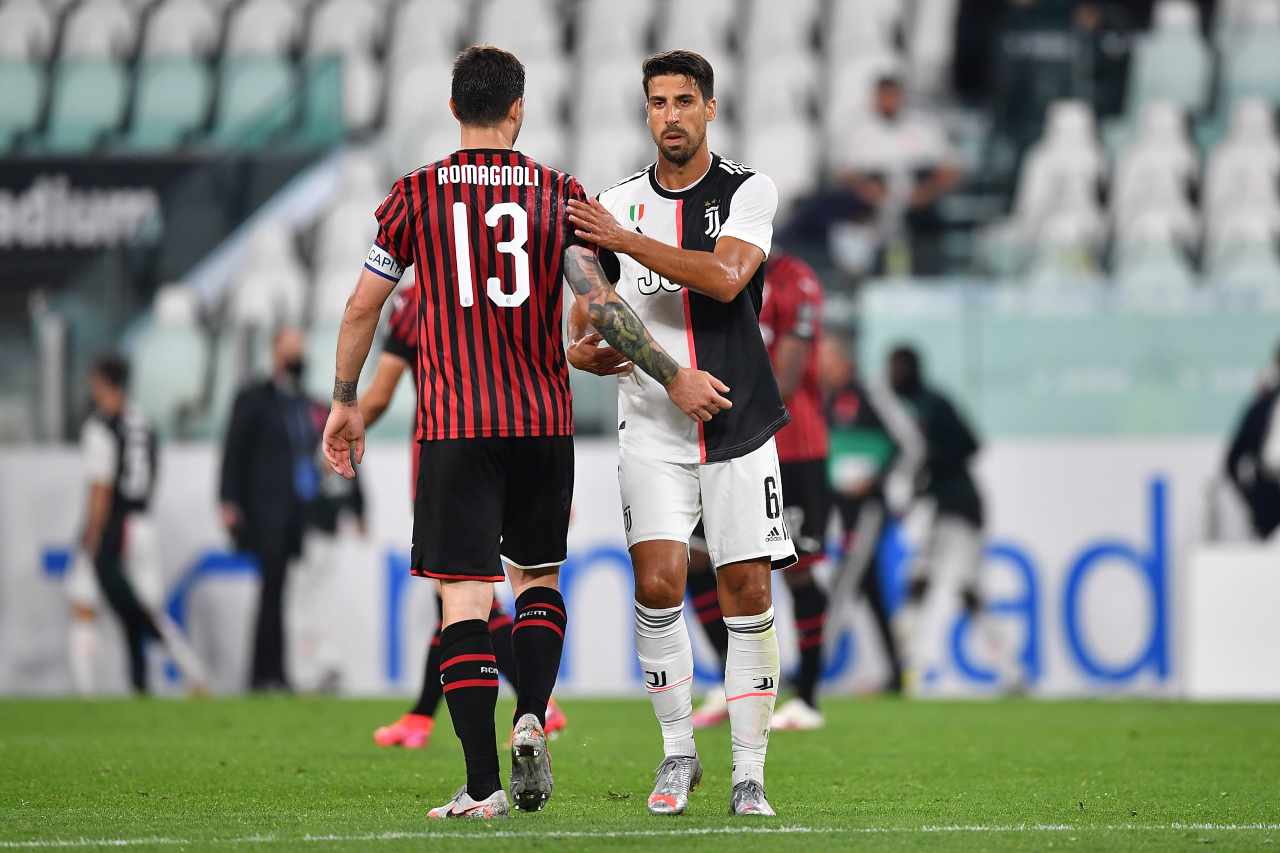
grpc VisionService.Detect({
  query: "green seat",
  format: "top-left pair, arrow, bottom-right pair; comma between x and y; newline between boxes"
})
1220,32 -> 1280,115
124,58 -> 212,151
0,62 -> 44,152
1126,35 -> 1211,116
45,60 -> 128,152
212,57 -> 296,148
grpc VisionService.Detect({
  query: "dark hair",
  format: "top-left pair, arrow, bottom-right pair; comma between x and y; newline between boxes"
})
451,45 -> 525,126
642,50 -> 714,100
93,354 -> 130,390
889,344 -> 921,377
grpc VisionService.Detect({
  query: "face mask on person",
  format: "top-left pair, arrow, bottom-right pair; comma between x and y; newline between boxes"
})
283,357 -> 306,382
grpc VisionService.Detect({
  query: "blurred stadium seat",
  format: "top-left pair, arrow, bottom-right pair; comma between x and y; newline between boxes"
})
0,0 -> 55,61
0,61 -> 43,151
61,0 -> 138,60
125,58 -> 213,151
1126,0 -> 1212,116
225,0 -> 302,57
44,60 -> 129,151
212,57 -> 297,145
143,0 -> 220,58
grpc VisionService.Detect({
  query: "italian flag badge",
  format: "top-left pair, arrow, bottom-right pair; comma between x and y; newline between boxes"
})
627,203 -> 645,222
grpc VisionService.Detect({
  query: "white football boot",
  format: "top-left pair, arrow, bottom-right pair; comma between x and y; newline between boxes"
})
426,787 -> 509,820
770,697 -> 825,731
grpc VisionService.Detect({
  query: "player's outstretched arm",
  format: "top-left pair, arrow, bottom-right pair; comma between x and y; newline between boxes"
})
325,268 -> 396,478
564,244 -> 732,423
358,353 -> 408,429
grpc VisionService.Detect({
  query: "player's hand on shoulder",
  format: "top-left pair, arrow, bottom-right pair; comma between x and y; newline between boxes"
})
322,404 -> 365,480
568,331 -> 634,377
568,198 -> 630,252
666,367 -> 733,423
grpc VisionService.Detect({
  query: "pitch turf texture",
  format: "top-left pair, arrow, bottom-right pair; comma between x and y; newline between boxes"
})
2,698 -> 1277,851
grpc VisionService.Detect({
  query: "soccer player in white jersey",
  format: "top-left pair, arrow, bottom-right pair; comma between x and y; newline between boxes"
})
568,50 -> 795,817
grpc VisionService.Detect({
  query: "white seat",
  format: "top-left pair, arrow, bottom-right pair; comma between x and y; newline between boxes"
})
308,0 -> 383,58
514,126 -> 568,170
1111,152 -> 1198,242
314,198 -> 381,275
521,58 -> 569,132
0,0 -> 54,60
61,0 -> 138,59
1205,207 -> 1280,270
339,147 -> 388,197
580,60 -> 646,128
572,124 -> 652,196
1114,204 -> 1200,253
143,0 -> 219,58
1204,100 -> 1280,223
387,59 -> 454,133
313,270 -> 356,322
739,54 -> 817,132
475,0 -> 561,60
1215,0 -> 1280,48
1219,4 -> 1280,112
230,225 -> 307,328
576,0 -> 652,62
828,0 -> 902,55
740,123 -> 818,212
388,0 -> 465,70
907,0 -> 958,97
1013,101 -> 1105,225
225,0 -> 302,57
1113,239 -> 1198,295
742,0 -> 819,58
340,52 -> 384,132
1023,210 -> 1106,289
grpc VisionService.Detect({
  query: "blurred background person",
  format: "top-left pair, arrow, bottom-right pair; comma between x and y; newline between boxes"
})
218,328 -> 318,692
819,336 -> 924,695
885,345 -> 1020,691
1225,342 -> 1280,542
783,72 -> 962,277
67,355 -> 207,695
290,397 -> 366,694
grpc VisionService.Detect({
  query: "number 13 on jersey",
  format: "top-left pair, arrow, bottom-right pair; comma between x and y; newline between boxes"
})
451,201 -> 530,309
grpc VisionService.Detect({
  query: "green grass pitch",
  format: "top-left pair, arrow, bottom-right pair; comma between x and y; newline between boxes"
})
2,697 -> 1277,851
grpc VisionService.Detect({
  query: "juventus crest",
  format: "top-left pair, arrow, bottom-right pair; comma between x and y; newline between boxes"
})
704,202 -> 722,238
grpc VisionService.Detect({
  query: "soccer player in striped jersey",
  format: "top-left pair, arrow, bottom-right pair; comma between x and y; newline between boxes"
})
321,46 -> 729,820
358,284 -> 567,751
567,50 -> 794,817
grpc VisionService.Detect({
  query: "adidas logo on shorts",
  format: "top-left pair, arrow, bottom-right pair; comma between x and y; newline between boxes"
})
764,526 -> 784,543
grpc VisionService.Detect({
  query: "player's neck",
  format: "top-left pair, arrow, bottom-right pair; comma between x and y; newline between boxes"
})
654,145 -> 712,192
458,124 -> 515,151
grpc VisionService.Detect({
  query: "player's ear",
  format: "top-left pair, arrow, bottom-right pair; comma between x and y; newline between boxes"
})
448,98 -> 460,122
508,97 -> 524,125
705,96 -> 717,123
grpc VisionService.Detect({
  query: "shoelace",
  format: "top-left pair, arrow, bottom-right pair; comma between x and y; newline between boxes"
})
655,757 -> 692,793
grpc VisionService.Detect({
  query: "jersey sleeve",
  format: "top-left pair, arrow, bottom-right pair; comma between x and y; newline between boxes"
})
81,419 -> 116,486
565,176 -> 591,249
788,265 -> 822,342
382,289 -> 416,363
366,180 -> 413,284
718,172 -> 778,258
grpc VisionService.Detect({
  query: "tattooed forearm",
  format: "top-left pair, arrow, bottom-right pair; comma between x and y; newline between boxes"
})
564,245 -> 680,386
333,378 -> 358,405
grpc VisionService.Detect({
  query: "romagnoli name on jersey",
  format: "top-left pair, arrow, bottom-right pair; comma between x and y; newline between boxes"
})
435,163 -> 542,187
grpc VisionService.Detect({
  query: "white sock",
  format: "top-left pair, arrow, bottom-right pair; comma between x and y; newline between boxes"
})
634,602 -> 696,758
724,607 -> 780,787
68,619 -> 97,695
151,611 -> 210,690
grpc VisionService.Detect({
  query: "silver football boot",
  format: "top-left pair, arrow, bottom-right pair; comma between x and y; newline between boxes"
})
426,786 -> 509,820
730,780 -> 776,816
509,713 -> 553,812
647,755 -> 703,815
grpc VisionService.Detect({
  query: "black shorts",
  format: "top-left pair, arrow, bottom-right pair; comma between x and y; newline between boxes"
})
780,458 -> 831,569
411,436 -> 574,583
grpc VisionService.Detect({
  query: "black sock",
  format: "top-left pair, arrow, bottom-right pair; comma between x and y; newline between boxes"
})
410,627 -> 444,717
790,579 -> 828,708
511,587 -> 567,728
439,619 -> 501,800
488,602 -> 519,690
686,569 -> 728,674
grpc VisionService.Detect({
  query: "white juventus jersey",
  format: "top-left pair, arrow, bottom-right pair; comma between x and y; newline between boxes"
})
597,154 -> 789,464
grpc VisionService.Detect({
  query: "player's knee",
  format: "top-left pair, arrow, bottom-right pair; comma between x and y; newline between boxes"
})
633,569 -> 684,609
718,567 -> 772,616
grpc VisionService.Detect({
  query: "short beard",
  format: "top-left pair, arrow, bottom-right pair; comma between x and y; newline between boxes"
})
658,132 -> 703,166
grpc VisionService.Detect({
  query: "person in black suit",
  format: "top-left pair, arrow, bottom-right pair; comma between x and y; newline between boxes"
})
219,327 -> 320,691
1225,343 -> 1280,540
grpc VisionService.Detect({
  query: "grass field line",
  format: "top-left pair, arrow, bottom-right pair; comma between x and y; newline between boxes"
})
3,822 -> 1279,848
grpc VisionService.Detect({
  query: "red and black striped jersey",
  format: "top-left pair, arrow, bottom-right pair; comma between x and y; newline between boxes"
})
760,253 -> 828,463
369,148 -> 585,442
383,285 -> 418,380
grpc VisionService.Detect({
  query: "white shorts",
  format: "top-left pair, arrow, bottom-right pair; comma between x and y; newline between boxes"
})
619,437 -> 797,571
66,514 -> 164,611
